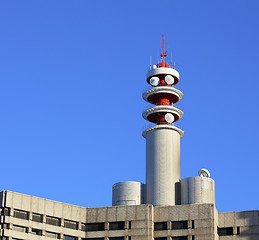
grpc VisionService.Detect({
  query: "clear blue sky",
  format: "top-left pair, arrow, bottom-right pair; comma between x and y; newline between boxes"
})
0,1 -> 258,212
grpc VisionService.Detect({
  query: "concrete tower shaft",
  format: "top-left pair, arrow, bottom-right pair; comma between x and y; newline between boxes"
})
143,36 -> 184,206
146,128 -> 180,205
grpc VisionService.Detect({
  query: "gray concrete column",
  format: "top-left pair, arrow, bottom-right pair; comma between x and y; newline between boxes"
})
146,128 -> 180,206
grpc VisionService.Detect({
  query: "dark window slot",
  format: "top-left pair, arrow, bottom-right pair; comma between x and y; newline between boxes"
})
109,238 -> 124,240
45,231 -> 59,239
218,227 -> 234,236
63,236 -> 77,240
172,237 -> 188,240
1,223 -> 9,229
32,213 -> 42,223
13,225 -> 27,233
64,220 -> 78,230
81,238 -> 104,240
1,208 -> 9,216
81,223 -> 86,231
109,221 -> 125,230
172,221 -> 188,230
154,222 -> 167,231
83,222 -> 105,231
46,216 -> 60,226
13,209 -> 28,220
32,228 -> 42,235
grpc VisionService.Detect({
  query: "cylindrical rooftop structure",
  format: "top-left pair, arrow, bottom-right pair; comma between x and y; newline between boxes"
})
181,177 -> 215,205
112,181 -> 144,206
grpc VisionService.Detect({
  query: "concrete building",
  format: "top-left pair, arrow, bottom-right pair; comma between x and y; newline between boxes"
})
1,36 -> 258,240
1,191 -> 259,240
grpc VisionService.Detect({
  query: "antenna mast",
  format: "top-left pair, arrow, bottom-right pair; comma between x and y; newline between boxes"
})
158,35 -> 169,68
160,35 -> 167,64
171,52 -> 173,68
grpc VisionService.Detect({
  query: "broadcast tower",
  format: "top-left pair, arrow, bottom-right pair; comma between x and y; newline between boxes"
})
142,35 -> 184,206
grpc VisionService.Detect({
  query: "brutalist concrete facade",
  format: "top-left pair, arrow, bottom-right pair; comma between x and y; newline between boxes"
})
0,191 -> 258,240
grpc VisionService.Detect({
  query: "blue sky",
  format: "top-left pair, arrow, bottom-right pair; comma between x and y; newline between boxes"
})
0,1 -> 258,212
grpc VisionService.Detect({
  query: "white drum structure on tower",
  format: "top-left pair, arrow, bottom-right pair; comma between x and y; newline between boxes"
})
181,169 -> 215,205
112,181 -> 144,206
142,35 -> 184,206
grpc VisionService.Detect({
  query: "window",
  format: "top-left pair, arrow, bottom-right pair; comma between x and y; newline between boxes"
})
109,221 -> 125,230
172,237 -> 188,240
13,225 -> 27,233
129,221 -> 131,229
81,223 -> 87,231
171,221 -> 188,230
1,224 -> 8,229
32,213 -> 42,223
192,236 -> 195,240
154,222 -> 167,231
46,216 -> 60,226
31,228 -> 42,235
109,238 -> 124,240
237,227 -> 240,235
45,231 -> 59,239
64,219 -> 78,230
13,209 -> 28,220
192,220 -> 195,229
63,235 -> 77,240
1,208 -> 9,216
82,222 -> 105,231
217,227 -> 233,236
82,238 -> 104,240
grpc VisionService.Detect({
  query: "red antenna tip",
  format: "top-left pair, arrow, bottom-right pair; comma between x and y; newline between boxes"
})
158,35 -> 169,68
